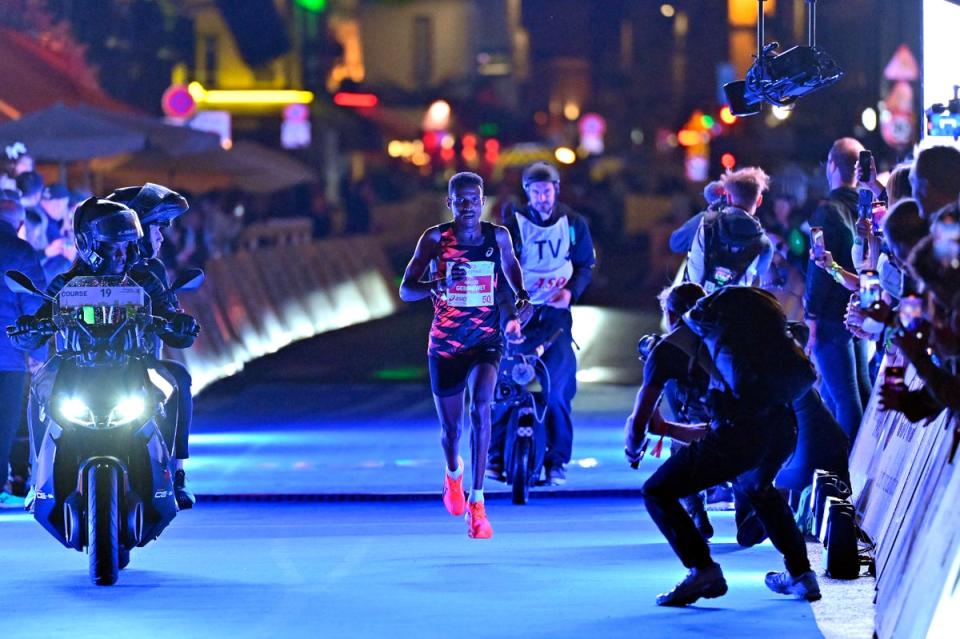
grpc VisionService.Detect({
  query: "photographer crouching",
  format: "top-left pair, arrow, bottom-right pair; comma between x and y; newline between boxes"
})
626,286 -> 821,606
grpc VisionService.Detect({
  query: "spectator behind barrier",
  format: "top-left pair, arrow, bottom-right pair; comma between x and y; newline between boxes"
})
909,145 -> 960,221
886,163 -> 913,207
877,227 -> 960,418
804,138 -> 873,442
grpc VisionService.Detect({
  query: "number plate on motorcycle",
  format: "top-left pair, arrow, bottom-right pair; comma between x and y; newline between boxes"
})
57,285 -> 145,308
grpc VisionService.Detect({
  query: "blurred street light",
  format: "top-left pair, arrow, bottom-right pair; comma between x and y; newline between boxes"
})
424,100 -> 452,131
555,147 -> 576,165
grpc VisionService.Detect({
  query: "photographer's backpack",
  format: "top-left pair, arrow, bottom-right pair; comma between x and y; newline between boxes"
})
682,286 -> 816,405
699,208 -> 765,293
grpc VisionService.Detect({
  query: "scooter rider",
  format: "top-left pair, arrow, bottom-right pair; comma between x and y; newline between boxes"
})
490,162 -> 595,485
10,199 -> 199,507
106,184 -> 197,509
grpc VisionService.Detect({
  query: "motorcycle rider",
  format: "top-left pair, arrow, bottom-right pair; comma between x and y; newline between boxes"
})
490,162 -> 595,485
10,198 -> 200,509
106,184 -> 197,509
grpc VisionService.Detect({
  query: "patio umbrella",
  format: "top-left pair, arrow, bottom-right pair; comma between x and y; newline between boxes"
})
81,106 -> 221,157
0,103 -> 222,162
99,140 -> 317,194
0,103 -> 146,162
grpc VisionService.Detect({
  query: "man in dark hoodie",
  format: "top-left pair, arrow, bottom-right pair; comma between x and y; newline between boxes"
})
490,162 -> 595,485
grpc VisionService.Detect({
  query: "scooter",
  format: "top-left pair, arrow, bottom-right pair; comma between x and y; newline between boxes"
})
4,268 -> 201,586
494,329 -> 562,504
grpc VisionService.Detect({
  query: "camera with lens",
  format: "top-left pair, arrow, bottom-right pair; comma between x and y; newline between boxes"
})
926,85 -> 960,141
495,354 -> 538,405
637,334 -> 662,363
723,0 -> 843,116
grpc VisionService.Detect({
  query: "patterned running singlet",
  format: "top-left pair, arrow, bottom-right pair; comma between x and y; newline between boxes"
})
428,222 -> 503,358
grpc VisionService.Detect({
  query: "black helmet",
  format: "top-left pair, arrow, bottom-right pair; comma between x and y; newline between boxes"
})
106,183 -> 189,227
106,183 -> 188,259
74,198 -> 143,273
522,161 -> 560,188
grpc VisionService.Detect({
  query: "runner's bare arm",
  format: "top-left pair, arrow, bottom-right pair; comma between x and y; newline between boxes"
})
495,226 -> 525,297
399,228 -> 442,302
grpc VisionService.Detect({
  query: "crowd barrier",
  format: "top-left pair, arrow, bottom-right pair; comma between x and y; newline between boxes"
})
848,354 -> 959,639
165,219 -> 399,392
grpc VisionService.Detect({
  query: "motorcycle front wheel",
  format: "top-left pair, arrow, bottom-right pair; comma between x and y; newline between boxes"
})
510,437 -> 531,505
88,464 -> 120,586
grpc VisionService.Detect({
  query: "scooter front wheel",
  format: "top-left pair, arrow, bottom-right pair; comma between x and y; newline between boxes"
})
88,463 -> 120,586
510,438 -> 532,505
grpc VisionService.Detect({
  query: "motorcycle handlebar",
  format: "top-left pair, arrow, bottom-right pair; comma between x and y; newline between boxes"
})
5,318 -> 55,338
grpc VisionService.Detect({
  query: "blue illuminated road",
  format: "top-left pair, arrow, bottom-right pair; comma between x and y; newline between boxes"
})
0,499 -> 825,639
0,308 -> 866,637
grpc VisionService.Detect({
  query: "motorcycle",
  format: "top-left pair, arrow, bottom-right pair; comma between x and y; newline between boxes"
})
494,329 -> 562,505
4,268 -> 202,586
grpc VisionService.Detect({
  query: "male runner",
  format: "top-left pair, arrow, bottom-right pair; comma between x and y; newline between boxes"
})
400,172 -> 527,538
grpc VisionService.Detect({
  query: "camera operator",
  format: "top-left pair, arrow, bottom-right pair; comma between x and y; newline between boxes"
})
628,286 -> 820,606
686,167 -> 774,292
804,138 -> 875,442
489,162 -> 595,486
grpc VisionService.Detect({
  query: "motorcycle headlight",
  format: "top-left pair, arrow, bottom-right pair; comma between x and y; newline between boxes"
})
109,395 -> 145,427
60,397 -> 95,427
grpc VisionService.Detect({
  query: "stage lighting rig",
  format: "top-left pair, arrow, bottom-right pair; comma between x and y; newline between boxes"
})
723,0 -> 844,116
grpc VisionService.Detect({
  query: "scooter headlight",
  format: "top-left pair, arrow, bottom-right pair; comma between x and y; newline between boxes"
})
108,395 -> 145,426
59,397 -> 95,427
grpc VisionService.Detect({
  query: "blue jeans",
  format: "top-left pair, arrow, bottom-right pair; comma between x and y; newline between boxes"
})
812,320 -> 871,444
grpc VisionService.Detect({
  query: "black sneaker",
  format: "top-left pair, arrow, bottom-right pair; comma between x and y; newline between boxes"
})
173,469 -> 196,510
656,563 -> 728,606
544,464 -> 566,486
764,570 -> 822,601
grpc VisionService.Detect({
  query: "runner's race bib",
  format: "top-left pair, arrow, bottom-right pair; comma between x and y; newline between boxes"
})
445,261 -> 495,307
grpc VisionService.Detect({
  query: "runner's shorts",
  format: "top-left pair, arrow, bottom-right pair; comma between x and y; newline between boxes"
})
428,344 -> 503,397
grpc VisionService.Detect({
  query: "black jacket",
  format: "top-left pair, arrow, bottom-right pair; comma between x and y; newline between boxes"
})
804,187 -> 859,322
0,220 -> 46,371
11,259 -> 194,352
